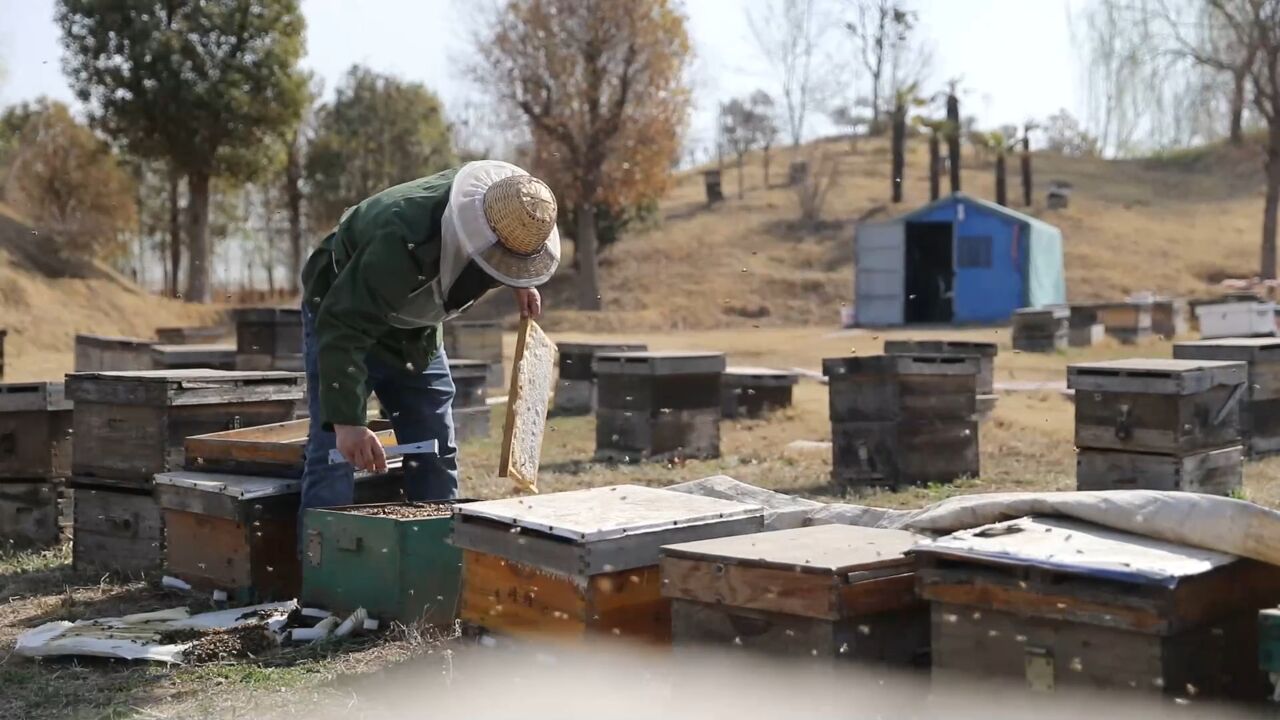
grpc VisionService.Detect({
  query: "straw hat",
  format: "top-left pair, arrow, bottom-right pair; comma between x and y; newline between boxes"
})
445,161 -> 561,289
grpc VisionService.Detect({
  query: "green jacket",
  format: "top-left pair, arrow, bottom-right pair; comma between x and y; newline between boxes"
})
301,167 -> 459,428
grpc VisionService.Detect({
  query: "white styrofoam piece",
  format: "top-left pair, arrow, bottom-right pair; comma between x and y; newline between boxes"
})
914,516 -> 1236,588
455,484 -> 764,542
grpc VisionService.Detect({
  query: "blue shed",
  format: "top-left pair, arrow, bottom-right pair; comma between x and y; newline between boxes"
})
853,193 -> 1066,326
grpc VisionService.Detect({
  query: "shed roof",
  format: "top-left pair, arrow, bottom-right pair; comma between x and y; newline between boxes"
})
897,192 -> 1061,234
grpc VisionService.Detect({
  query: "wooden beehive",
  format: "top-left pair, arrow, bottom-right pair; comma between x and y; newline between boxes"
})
883,340 -> 997,395
449,359 -> 490,443
71,483 -> 164,574
155,468 -> 404,601
302,499 -> 472,625
0,382 -> 73,480
824,355 -> 979,488
452,484 -> 764,644
233,307 -> 303,371
1174,338 -> 1280,458
151,344 -> 238,371
553,341 -> 647,416
721,367 -> 799,419
662,525 -> 929,665
1068,359 -> 1246,494
155,326 -> 229,345
74,334 -> 155,372
1012,307 -> 1069,353
66,369 -> 305,487
443,320 -> 504,389
594,352 -> 726,462
0,481 -> 61,549
183,418 -> 396,478
1151,298 -> 1188,339
1069,323 -> 1105,348
916,516 -> 1280,700
1093,301 -> 1154,344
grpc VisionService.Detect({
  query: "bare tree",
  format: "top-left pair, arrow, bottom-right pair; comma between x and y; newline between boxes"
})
720,95 -> 775,199
748,0 -> 827,147
751,90 -> 781,186
1157,0 -> 1260,145
844,0 -> 931,135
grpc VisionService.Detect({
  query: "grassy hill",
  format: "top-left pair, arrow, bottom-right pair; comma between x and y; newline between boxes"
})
532,135 -> 1269,332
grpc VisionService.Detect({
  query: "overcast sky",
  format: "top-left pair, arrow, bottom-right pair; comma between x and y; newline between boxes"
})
0,0 -> 1085,159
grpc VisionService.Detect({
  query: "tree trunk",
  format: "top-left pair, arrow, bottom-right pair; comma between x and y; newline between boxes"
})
928,133 -> 940,201
1263,146 -> 1280,281
167,166 -> 182,298
1229,69 -> 1248,146
737,154 -> 745,199
285,131 -> 304,293
1021,133 -> 1033,207
995,154 -> 1008,206
184,170 -> 212,303
946,94 -> 962,193
891,103 -> 905,204
576,204 -> 602,311
763,144 -> 771,187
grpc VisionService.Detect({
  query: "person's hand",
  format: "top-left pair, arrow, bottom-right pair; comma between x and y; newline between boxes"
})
513,287 -> 542,318
334,424 -> 387,473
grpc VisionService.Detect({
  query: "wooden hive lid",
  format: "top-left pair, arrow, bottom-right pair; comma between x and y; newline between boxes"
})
0,381 -> 71,412
66,369 -> 305,406
822,354 -> 980,378
663,524 -> 923,576
151,343 -> 236,358
1174,337 -> 1280,363
912,516 -> 1236,589
723,366 -> 800,386
1067,358 -> 1247,394
456,484 -> 762,542
594,351 -> 726,376
232,306 -> 301,323
75,333 -> 154,349
1014,305 -> 1070,319
154,469 -> 300,501
556,341 -> 647,356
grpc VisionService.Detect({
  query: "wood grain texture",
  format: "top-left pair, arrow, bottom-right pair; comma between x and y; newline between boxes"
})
1076,446 -> 1242,494
0,482 -> 60,549
72,485 -> 164,573
0,408 -> 72,479
499,318 -> 556,493
1073,386 -> 1242,455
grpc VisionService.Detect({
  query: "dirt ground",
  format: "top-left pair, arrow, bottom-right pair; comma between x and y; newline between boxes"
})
4,325 -> 1280,718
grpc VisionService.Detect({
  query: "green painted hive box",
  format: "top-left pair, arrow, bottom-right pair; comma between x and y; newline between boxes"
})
302,500 -> 470,626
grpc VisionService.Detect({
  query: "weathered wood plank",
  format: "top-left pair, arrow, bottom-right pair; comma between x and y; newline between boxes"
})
1073,386 -> 1242,455
595,408 -> 721,461
0,481 -> 60,549
72,485 -> 163,574
1076,446 -> 1242,495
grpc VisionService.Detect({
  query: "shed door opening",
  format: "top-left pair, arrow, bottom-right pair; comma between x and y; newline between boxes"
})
904,222 -> 954,323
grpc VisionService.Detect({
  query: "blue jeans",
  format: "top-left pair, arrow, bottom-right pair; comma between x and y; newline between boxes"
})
299,303 -> 460,517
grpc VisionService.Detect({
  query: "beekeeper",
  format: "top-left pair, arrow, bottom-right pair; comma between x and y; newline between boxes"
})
297,161 -> 559,512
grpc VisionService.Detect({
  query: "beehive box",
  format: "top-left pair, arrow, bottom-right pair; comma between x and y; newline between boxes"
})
0,382 -> 73,479
0,481 -> 61,549
155,326 -> 229,345
233,307 -> 304,371
554,342 -> 647,416
1174,338 -> 1280,457
1195,301 -> 1277,340
1012,307 -> 1069,353
452,485 -> 764,643
1094,302 -> 1154,344
1067,359 -> 1246,456
721,367 -> 799,419
662,525 -> 928,665
74,334 -> 155,372
71,482 -> 164,574
443,320 -> 503,389
151,344 -> 238,371
916,517 -> 1280,700
595,352 -> 726,462
449,359 -> 490,443
824,355 -> 979,489
1151,299 -> 1188,339
67,370 -> 305,487
183,418 -> 395,478
302,499 -> 471,625
1069,323 -> 1105,348
155,468 -> 404,602
883,340 -> 997,395
1076,446 -> 1242,494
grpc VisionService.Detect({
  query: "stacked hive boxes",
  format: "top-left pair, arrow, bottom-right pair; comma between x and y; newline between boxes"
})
233,308 -> 304,372
1174,338 -> 1280,459
823,354 -> 979,489
918,516 -> 1280,700
443,320 -> 504,390
1151,298 -> 1188,339
1068,359 -> 1247,494
452,484 -> 763,643
0,382 -> 73,548
74,334 -> 154,371
1095,301 -> 1154,344
155,326 -> 228,345
65,369 -> 305,573
448,359 -> 490,442
662,525 -> 929,666
884,340 -> 997,418
1067,305 -> 1105,348
720,367 -> 799,419
594,352 -> 726,462
1012,307 -> 1068,352
553,342 -> 646,416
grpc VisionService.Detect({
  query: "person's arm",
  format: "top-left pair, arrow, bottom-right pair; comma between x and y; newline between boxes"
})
512,287 -> 542,318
